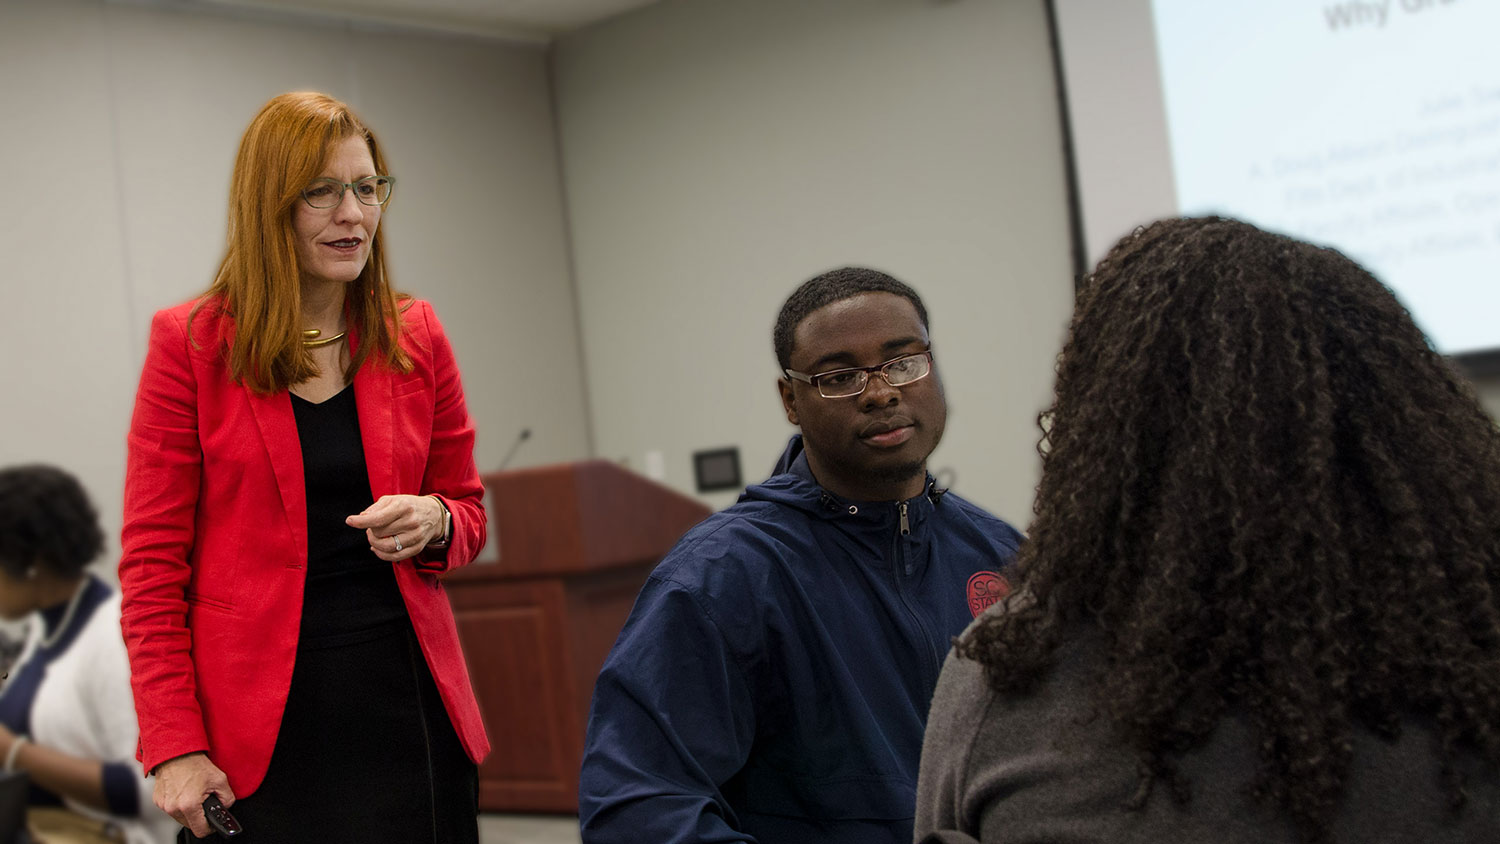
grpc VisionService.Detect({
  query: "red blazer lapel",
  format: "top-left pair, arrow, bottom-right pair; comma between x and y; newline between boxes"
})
353,336 -> 396,502
221,313 -> 308,570
245,383 -> 307,569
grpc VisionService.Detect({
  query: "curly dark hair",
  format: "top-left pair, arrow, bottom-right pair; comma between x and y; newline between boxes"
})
959,216 -> 1500,842
773,266 -> 929,371
0,465 -> 104,580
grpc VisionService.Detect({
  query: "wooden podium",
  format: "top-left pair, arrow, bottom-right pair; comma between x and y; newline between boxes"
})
444,460 -> 712,813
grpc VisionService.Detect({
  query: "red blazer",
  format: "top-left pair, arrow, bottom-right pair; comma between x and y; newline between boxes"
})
118,297 -> 491,794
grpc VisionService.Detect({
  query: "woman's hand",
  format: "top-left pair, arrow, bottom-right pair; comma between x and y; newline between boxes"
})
153,752 -> 234,838
347,494 -> 446,561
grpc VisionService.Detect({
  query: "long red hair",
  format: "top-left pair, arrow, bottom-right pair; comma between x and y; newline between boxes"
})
190,91 -> 411,393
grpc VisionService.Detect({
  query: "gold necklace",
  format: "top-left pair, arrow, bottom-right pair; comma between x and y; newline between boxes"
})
302,328 -> 347,348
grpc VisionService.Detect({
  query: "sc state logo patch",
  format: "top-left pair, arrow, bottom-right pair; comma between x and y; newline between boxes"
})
966,570 -> 1010,618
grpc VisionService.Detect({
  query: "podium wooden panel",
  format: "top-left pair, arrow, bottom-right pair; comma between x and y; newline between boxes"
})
445,461 -> 712,813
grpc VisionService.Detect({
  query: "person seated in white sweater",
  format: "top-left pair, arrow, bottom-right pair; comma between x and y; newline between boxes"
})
0,465 -> 178,844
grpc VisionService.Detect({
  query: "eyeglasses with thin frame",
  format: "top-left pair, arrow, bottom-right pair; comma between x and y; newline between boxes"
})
784,350 -> 934,399
300,175 -> 396,209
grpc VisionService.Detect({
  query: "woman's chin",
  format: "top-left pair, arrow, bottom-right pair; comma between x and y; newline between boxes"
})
302,268 -> 366,287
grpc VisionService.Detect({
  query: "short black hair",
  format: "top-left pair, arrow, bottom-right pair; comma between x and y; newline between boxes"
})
0,465 -> 103,580
773,267 -> 930,372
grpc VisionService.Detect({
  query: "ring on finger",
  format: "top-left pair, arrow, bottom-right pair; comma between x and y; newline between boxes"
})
393,535 -> 404,552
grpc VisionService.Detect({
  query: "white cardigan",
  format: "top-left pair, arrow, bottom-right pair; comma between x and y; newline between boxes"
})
18,590 -> 179,844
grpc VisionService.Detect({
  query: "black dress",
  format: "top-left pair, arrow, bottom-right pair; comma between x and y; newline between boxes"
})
182,385 -> 477,843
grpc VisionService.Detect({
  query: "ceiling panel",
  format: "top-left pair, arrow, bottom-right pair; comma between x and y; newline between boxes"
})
169,0 -> 664,41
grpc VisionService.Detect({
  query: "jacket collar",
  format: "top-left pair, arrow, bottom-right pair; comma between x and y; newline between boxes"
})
746,435 -> 940,534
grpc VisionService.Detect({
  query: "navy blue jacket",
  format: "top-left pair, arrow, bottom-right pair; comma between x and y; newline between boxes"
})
579,436 -> 1024,844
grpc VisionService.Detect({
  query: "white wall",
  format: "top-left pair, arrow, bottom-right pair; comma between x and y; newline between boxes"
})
1052,0 -> 1176,264
0,0 -> 590,569
552,0 -> 1075,522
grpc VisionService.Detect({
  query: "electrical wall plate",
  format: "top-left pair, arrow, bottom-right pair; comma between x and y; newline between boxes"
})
692,446 -> 742,493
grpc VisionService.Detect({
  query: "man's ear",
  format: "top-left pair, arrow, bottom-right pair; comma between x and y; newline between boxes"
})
778,378 -> 800,426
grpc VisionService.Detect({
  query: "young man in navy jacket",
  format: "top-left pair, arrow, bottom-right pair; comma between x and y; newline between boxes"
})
579,267 -> 1024,844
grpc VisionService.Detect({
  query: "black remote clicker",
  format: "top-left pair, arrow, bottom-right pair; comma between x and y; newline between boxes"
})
202,794 -> 244,838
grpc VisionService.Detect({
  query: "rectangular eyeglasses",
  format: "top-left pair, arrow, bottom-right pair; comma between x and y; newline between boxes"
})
784,350 -> 934,398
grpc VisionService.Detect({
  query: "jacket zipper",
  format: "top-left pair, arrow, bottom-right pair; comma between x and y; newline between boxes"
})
891,499 -> 938,683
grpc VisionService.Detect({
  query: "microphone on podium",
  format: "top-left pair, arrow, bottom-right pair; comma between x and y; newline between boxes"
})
497,427 -> 532,471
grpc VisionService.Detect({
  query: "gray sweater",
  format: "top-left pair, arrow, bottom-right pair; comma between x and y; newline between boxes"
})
915,635 -> 1499,844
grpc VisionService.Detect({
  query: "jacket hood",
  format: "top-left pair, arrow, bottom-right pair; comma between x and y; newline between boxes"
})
768,433 -> 807,477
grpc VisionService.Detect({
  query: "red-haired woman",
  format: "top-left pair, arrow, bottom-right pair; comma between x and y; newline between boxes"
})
119,92 -> 489,842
